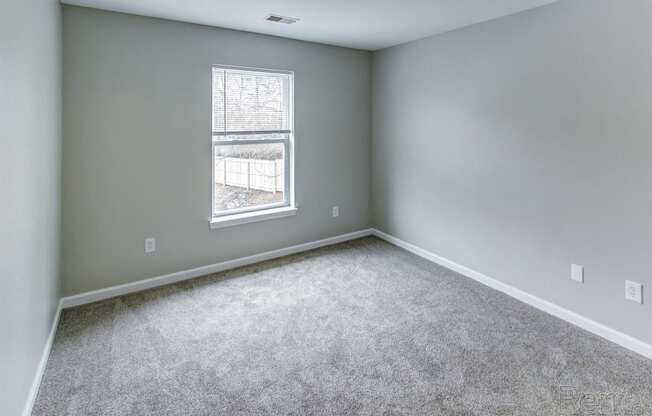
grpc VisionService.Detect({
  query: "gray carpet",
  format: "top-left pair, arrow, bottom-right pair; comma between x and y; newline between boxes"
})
33,237 -> 652,415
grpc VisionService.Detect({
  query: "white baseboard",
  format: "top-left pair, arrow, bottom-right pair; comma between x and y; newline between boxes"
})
371,228 -> 652,360
22,299 -> 63,416
60,229 -> 374,309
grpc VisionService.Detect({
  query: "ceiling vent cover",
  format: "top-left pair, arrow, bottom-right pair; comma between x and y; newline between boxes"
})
265,14 -> 300,24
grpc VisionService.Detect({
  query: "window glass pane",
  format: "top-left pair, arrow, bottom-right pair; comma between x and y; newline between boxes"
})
212,68 -> 290,133
214,142 -> 285,214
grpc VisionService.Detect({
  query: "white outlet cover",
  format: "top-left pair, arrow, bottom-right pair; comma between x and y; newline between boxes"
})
332,206 -> 339,217
570,264 -> 583,283
145,237 -> 156,253
625,280 -> 643,304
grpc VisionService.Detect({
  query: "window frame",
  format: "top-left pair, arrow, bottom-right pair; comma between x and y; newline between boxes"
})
210,64 -> 295,227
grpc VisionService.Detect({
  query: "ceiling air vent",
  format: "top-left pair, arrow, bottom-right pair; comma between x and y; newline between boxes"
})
265,14 -> 300,24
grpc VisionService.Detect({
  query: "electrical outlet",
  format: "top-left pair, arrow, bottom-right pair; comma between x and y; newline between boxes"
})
625,280 -> 643,304
145,237 -> 156,254
570,264 -> 584,283
332,206 -> 339,218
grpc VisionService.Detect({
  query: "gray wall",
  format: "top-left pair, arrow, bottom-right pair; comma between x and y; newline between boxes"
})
0,1 -> 62,414
372,0 -> 652,345
62,6 -> 371,295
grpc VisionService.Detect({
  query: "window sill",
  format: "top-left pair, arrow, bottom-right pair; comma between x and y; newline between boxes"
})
209,206 -> 298,229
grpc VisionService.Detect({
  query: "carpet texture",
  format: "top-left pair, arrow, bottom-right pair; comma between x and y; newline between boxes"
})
33,237 -> 652,415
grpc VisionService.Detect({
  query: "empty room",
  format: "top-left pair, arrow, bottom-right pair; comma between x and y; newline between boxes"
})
3,0 -> 652,414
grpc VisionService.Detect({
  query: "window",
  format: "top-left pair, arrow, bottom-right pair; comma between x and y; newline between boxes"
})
211,65 -> 295,228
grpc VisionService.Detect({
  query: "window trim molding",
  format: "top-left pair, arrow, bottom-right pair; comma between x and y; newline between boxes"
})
211,64 -> 293,76
209,64 -> 295,228
209,206 -> 298,229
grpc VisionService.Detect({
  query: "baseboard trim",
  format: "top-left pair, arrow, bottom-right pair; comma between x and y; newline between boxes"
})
371,228 -> 652,361
60,229 -> 374,309
22,299 -> 63,416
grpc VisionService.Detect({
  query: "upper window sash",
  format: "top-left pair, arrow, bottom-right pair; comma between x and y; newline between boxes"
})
212,65 -> 293,135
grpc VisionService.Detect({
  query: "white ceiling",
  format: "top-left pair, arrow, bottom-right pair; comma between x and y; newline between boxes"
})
61,0 -> 559,50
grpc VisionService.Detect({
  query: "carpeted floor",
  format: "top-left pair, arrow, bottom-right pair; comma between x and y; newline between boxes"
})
33,237 -> 652,415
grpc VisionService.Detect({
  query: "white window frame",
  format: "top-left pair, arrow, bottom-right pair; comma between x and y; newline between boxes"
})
210,65 -> 296,229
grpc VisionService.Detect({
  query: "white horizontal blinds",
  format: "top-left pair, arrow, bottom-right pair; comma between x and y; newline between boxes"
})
212,69 -> 225,132
212,67 -> 290,136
